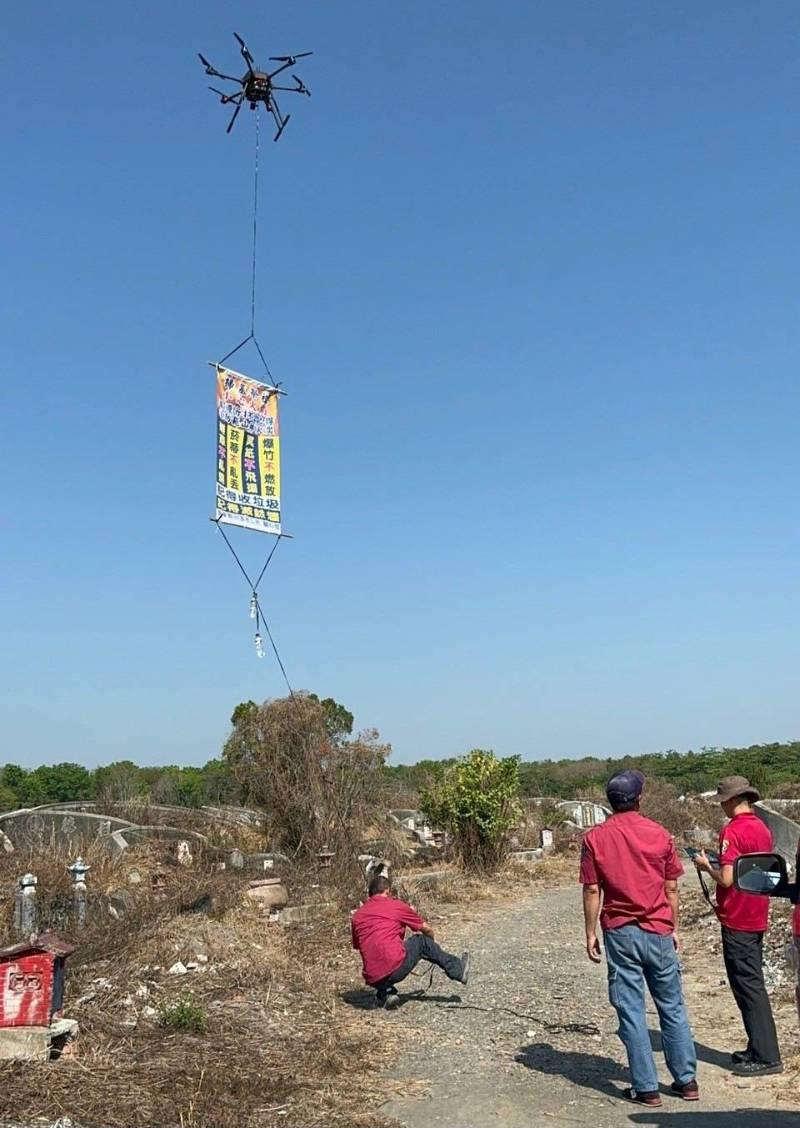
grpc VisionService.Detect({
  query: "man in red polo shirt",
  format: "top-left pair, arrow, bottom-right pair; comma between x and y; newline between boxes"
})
694,776 -> 782,1075
580,769 -> 697,1107
793,837 -> 800,1024
351,874 -> 469,1009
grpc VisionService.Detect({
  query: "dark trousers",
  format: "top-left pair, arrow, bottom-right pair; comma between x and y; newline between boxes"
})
721,926 -> 781,1064
373,934 -> 463,997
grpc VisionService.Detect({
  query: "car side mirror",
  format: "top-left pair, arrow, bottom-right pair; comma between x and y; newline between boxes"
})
733,853 -> 788,897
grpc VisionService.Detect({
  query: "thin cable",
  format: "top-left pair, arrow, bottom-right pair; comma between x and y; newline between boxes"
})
256,595 -> 294,697
253,534 -> 283,591
214,519 -> 254,589
213,521 -> 294,695
217,108 -> 275,382
219,334 -> 253,366
250,106 -> 260,336
215,520 -> 282,594
252,335 -> 275,383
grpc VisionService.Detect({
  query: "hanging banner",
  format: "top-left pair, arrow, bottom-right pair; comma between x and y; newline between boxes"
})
214,366 -> 282,534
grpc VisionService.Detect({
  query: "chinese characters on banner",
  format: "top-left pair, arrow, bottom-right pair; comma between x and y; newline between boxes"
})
215,366 -> 281,535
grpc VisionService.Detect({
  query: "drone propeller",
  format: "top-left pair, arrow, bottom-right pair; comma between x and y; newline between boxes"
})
269,52 -> 313,64
273,113 -> 290,142
234,32 -> 255,69
226,100 -> 243,134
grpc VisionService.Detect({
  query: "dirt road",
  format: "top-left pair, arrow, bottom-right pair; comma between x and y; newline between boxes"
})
368,881 -> 799,1128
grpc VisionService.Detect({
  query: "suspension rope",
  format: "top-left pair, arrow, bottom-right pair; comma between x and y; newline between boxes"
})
252,533 -> 282,592
217,106 -> 275,384
213,520 -> 293,696
257,599 -> 294,696
250,104 -> 260,337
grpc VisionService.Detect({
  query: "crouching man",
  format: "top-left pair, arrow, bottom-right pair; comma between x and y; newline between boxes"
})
351,874 -> 469,1009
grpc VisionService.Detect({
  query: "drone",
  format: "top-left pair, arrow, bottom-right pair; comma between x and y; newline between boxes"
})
199,33 -> 312,140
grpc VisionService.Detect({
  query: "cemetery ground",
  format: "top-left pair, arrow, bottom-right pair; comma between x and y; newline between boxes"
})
380,876 -> 800,1128
1,842 -> 798,1128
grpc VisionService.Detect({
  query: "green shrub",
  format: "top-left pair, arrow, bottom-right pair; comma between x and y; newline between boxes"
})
159,996 -> 207,1033
420,750 -> 522,872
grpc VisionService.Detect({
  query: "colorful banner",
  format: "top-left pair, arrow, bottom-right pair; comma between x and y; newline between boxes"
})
214,366 -> 281,534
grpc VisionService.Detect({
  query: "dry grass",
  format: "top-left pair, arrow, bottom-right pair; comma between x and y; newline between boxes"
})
0,842 -> 399,1128
391,852 -> 574,925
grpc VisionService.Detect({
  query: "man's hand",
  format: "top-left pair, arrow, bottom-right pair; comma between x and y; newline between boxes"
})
421,922 -> 435,940
586,932 -> 602,963
673,931 -> 682,954
693,849 -> 713,874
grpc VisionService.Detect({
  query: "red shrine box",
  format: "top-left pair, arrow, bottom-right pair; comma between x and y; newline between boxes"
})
0,933 -> 75,1028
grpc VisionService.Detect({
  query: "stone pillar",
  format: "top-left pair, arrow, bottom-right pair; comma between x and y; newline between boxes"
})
68,857 -> 90,928
14,873 -> 38,936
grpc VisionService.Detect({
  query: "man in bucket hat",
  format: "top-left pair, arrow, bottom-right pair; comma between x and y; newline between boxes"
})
693,776 -> 782,1075
580,770 -> 698,1107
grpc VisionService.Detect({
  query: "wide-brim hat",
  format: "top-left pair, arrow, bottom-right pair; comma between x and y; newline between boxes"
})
715,775 -> 760,804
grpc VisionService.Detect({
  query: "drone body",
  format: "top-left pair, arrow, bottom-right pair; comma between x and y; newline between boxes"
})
199,32 -> 312,139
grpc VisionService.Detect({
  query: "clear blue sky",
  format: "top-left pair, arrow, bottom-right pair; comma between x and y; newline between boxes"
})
2,2 -> 798,769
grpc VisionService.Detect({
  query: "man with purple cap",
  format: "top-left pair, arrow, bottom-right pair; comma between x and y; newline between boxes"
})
580,769 -> 698,1107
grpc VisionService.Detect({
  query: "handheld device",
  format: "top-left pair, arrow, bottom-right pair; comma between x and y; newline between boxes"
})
685,846 -> 720,867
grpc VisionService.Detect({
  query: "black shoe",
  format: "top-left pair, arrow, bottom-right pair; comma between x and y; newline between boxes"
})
624,1088 -> 662,1107
731,1059 -> 783,1077
731,1049 -> 753,1065
670,1079 -> 700,1101
459,950 -> 470,986
383,992 -> 401,1010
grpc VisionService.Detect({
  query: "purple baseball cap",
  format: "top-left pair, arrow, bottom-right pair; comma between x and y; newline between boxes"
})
606,769 -> 645,805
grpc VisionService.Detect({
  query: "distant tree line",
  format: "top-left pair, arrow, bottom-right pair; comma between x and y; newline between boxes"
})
385,742 -> 800,802
2,735 -> 798,816
0,759 -> 243,813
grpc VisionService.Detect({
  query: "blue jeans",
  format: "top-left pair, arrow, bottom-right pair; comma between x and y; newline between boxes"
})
605,924 -> 696,1093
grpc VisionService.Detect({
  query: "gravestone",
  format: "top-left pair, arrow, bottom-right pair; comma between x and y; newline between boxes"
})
0,810 -> 132,851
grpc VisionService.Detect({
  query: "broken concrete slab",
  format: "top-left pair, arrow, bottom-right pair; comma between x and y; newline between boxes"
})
0,1025 -> 51,1061
0,1018 -> 78,1061
246,879 -> 288,909
276,903 -> 335,925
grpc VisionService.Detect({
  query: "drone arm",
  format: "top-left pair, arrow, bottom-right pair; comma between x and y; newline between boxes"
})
210,87 -> 245,105
267,59 -> 294,81
201,62 -> 245,85
273,77 -> 311,96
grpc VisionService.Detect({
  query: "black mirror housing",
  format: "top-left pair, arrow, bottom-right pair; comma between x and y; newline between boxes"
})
733,853 -> 790,898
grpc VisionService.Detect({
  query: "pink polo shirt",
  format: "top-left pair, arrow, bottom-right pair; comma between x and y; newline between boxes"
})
579,811 -> 683,935
715,812 -> 772,933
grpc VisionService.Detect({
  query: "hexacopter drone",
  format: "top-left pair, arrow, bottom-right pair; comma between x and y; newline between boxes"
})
199,32 -> 312,139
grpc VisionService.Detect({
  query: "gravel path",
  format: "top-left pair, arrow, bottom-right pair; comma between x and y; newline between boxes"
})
372,881 -> 799,1128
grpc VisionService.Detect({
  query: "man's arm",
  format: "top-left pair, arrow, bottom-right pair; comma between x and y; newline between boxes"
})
665,878 -> 680,948
398,901 -> 433,939
582,884 -> 602,962
694,851 -> 734,888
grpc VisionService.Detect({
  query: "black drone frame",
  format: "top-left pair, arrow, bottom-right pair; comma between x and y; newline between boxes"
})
199,32 -> 311,139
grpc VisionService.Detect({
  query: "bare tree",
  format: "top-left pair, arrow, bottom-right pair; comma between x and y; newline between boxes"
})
223,694 -> 390,882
